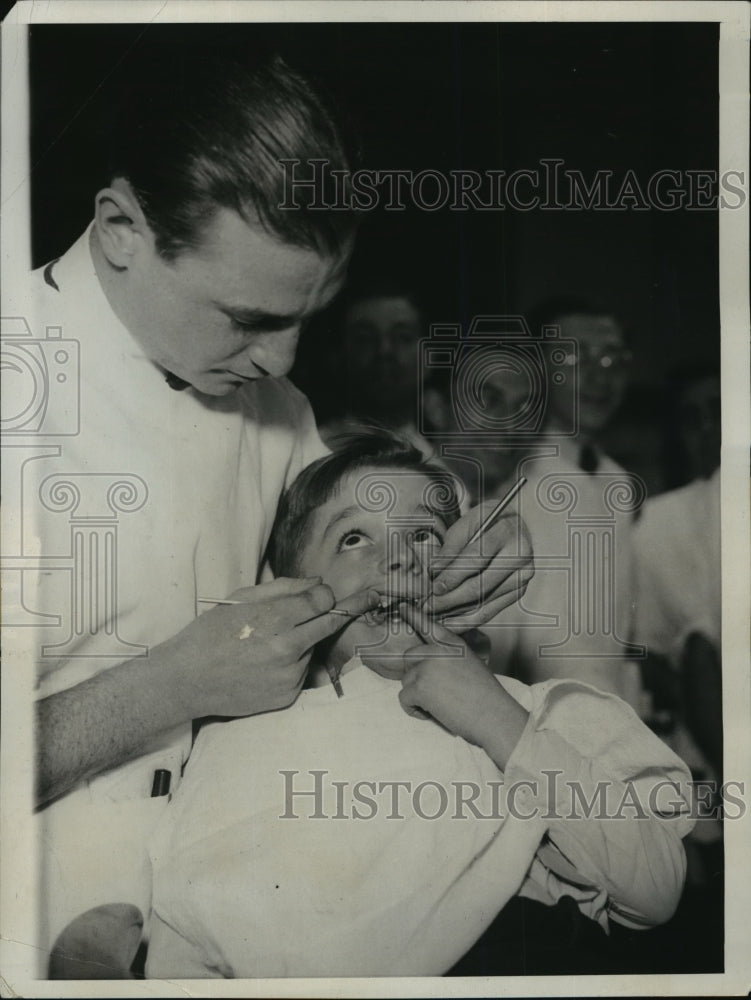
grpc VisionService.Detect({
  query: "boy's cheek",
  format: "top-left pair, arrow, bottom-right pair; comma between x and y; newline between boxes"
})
327,566 -> 378,602
359,654 -> 406,681
355,624 -> 419,675
328,616 -> 415,671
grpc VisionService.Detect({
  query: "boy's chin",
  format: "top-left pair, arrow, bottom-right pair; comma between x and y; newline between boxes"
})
331,620 -> 417,679
358,649 -> 409,681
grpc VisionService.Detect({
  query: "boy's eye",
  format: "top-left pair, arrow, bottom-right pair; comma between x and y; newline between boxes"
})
412,528 -> 444,546
338,530 -> 371,552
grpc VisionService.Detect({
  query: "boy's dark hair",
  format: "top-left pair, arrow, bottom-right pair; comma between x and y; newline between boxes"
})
268,428 -> 461,578
107,49 -> 357,261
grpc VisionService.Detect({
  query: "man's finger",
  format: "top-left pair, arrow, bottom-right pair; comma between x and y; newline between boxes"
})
427,560 -> 532,615
438,585 -> 532,629
294,587 -> 380,648
276,583 -> 336,626
334,587 -> 382,618
228,576 -> 323,602
430,508 -> 519,571
428,504 -> 488,566
398,685 -> 431,721
399,602 -> 465,651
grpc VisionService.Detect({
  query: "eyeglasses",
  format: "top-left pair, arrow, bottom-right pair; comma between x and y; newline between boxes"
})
561,347 -> 633,371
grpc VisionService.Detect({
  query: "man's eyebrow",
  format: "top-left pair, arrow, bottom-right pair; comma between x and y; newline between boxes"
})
322,505 -> 362,540
214,304 -> 302,330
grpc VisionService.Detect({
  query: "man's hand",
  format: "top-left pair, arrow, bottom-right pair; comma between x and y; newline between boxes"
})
425,507 -> 534,629
36,579 -> 379,806
164,577 -> 380,720
397,608 -> 529,768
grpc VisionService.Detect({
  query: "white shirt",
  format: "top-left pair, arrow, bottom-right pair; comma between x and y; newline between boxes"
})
147,659 -> 692,979
487,436 -> 641,703
632,468 -> 721,665
631,469 -> 722,791
13,228 -> 326,797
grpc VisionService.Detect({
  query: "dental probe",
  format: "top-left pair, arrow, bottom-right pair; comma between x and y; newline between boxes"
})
198,598 -> 248,605
466,475 -> 527,546
198,599 -> 359,617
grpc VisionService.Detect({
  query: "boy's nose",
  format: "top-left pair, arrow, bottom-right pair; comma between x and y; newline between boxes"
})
378,533 -> 430,579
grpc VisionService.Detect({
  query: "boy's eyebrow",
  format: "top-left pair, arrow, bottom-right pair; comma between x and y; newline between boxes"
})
416,503 -> 447,528
322,505 -> 362,540
323,502 -> 446,541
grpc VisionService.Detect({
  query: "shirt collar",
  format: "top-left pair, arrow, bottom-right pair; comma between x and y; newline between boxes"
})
50,225 -> 181,384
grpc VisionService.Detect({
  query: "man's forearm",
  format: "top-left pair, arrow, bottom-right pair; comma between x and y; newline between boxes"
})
35,578 -> 347,807
36,650 -> 191,809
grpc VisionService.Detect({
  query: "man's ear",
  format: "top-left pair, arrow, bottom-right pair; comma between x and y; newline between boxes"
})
93,179 -> 151,269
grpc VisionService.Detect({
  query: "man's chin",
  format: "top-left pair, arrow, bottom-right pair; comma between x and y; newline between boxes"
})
190,378 -> 243,397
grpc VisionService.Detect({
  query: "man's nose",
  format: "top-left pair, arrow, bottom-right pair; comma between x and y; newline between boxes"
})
244,328 -> 301,379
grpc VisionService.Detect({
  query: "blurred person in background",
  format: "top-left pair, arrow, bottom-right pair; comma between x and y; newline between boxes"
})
661,363 -> 721,489
319,276 -> 436,453
425,360 -> 534,508
616,362 -> 723,969
632,363 -> 722,886
482,296 -> 643,708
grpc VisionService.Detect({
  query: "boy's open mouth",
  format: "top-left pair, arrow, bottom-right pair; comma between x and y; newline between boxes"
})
363,595 -> 422,626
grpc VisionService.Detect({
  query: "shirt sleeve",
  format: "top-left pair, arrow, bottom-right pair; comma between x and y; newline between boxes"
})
498,676 -> 695,930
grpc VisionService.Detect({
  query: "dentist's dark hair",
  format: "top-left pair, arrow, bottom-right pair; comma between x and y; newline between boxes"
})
107,47 -> 358,261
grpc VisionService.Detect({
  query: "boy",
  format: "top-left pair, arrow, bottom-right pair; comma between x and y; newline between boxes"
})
146,430 -> 692,979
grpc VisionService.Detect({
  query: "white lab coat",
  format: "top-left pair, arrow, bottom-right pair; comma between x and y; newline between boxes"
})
3,228 -> 325,963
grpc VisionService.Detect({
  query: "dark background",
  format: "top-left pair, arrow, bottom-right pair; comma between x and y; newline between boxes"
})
29,21 -> 720,491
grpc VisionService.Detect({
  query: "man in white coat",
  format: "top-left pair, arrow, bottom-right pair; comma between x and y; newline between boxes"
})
3,46 -> 533,976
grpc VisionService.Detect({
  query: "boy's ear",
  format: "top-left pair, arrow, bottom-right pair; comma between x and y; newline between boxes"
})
93,178 -> 152,269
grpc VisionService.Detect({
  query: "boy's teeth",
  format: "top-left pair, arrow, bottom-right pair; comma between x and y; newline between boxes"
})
363,597 -> 423,626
